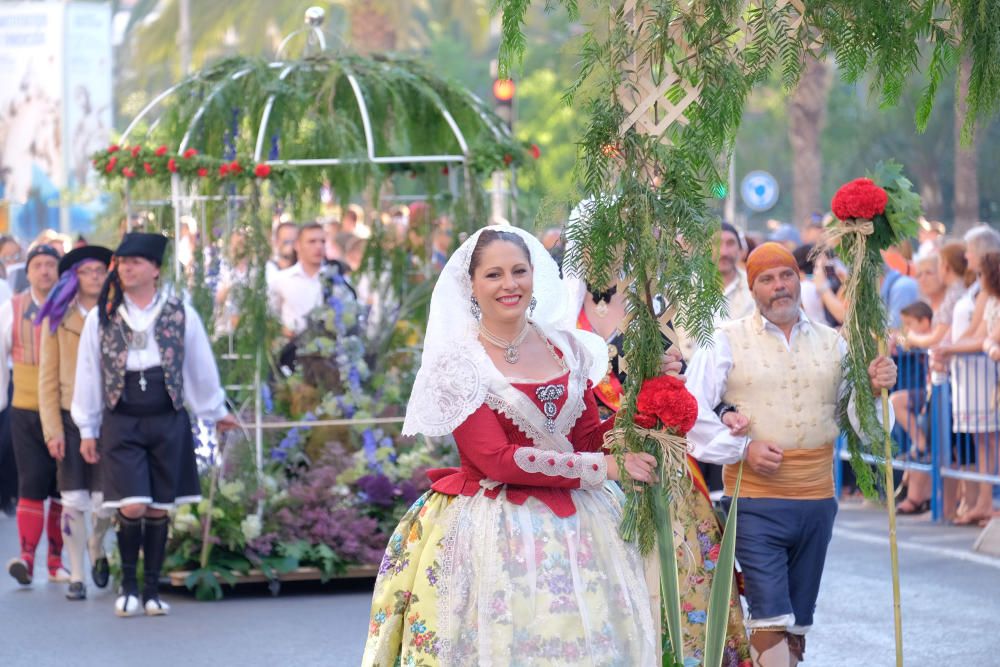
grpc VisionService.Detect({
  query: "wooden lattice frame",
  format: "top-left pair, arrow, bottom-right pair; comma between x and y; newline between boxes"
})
618,0 -> 820,142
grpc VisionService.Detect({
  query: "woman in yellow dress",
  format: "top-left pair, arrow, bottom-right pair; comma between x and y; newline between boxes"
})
363,225 -> 672,666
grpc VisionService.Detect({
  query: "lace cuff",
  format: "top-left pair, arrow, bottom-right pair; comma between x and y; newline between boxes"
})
512,447 -> 607,490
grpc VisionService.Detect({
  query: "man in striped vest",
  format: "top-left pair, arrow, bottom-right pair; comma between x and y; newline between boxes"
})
3,244 -> 67,585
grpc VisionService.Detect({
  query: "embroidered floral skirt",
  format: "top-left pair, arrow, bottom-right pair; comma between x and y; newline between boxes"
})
362,486 -> 656,667
668,461 -> 751,667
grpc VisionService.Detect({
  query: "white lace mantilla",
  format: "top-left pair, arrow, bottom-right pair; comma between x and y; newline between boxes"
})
512,447 -> 606,489
402,339 -> 486,436
403,224 -> 609,438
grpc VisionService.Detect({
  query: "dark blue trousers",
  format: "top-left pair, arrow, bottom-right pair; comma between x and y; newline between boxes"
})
722,496 -> 837,629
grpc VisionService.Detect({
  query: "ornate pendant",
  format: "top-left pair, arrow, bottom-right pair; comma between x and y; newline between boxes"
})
504,345 -> 520,364
138,370 -> 148,393
129,330 -> 148,350
595,300 -> 609,318
535,384 -> 566,433
608,343 -> 619,360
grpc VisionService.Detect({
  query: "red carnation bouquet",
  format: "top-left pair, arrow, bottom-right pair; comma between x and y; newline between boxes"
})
634,375 -> 698,435
830,177 -> 888,221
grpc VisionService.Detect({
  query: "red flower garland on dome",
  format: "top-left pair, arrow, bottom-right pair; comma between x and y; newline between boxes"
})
831,178 -> 889,221
635,375 -> 698,436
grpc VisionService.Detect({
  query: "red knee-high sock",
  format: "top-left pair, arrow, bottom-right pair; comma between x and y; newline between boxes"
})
46,500 -> 64,572
15,499 -> 45,570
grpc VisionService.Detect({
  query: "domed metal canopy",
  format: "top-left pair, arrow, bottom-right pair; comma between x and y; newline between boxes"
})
118,9 -> 509,172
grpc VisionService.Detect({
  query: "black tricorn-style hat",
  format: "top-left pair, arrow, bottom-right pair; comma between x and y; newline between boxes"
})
114,232 -> 169,266
58,245 -> 113,276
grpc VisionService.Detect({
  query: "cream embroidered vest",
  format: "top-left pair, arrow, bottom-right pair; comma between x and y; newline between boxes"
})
720,311 -> 842,450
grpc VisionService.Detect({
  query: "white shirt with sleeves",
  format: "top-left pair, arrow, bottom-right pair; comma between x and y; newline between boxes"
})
71,293 -> 228,439
267,262 -> 322,335
685,310 -> 894,464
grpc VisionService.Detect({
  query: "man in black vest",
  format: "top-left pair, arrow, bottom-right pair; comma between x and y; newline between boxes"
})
71,232 -> 236,617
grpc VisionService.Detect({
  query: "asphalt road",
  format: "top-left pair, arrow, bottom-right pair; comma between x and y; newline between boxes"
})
0,501 -> 995,666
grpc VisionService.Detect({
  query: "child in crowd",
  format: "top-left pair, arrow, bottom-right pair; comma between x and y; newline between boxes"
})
892,301 -> 935,514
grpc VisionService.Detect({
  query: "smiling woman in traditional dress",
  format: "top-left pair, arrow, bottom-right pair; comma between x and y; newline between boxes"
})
362,225 -> 670,667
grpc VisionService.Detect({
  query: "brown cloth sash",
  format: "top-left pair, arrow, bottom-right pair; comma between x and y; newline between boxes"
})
13,362 -> 40,411
723,443 -> 835,500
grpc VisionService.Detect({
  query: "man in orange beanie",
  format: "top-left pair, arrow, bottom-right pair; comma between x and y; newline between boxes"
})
685,241 -> 897,666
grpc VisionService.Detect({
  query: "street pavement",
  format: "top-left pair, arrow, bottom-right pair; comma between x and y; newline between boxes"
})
0,501 -> 996,666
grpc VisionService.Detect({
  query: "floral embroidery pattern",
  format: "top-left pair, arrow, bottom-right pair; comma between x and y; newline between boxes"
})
100,297 -> 185,408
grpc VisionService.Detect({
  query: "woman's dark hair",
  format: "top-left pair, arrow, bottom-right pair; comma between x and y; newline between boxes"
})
979,250 -> 1000,298
468,230 -> 532,277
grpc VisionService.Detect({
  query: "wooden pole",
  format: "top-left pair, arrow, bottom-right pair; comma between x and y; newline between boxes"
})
878,339 -> 904,666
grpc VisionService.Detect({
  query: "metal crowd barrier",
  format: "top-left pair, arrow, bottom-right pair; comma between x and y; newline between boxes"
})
834,349 -> 1000,522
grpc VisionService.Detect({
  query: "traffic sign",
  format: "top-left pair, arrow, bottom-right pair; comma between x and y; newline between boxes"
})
740,170 -> 779,212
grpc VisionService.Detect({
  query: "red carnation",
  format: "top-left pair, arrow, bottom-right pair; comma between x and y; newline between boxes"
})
105,156 -> 118,173
183,148 -> 198,159
143,162 -> 154,175
831,178 -> 888,221
228,160 -> 242,174
197,167 -> 208,178
503,154 -> 513,166
530,143 -> 541,160
121,166 -> 136,178
219,164 -> 229,177
633,412 -> 658,429
254,163 -> 271,178
441,166 -> 449,176
636,375 -> 699,435
130,145 -> 141,157
108,144 -> 120,153
167,158 -> 178,173
155,145 -> 168,156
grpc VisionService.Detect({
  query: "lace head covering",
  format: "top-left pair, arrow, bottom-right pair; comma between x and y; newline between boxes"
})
402,224 -> 607,437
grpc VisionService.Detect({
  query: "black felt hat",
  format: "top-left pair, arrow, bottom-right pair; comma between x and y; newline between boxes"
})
114,233 -> 169,266
25,244 -> 61,269
58,245 -> 113,276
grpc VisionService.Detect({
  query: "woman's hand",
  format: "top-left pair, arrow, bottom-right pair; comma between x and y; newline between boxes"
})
605,452 -> 658,484
930,343 -> 953,365
660,348 -> 684,377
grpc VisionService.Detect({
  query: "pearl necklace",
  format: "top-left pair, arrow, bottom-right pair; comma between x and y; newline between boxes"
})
479,321 -> 531,364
